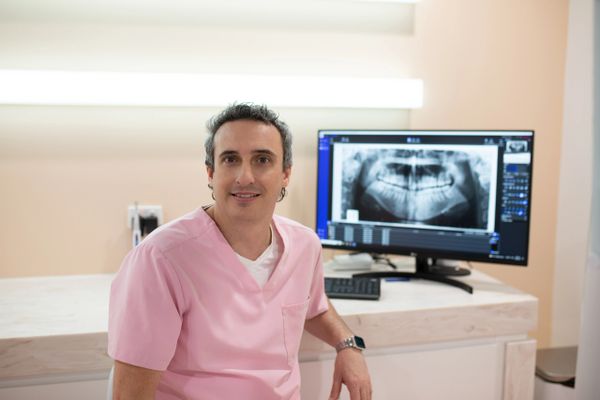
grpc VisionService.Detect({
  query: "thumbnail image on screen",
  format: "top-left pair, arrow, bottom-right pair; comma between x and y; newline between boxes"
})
331,143 -> 498,232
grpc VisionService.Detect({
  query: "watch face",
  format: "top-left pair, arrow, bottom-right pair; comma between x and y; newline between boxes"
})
354,336 -> 365,349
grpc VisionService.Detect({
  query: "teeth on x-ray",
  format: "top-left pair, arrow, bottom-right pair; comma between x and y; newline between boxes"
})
340,148 -> 492,229
506,140 -> 528,153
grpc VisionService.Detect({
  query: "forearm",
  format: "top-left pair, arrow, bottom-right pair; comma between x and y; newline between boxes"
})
306,301 -> 372,399
304,299 -> 353,347
113,360 -> 162,400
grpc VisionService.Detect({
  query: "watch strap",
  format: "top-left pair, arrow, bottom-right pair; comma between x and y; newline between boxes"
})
335,335 -> 366,352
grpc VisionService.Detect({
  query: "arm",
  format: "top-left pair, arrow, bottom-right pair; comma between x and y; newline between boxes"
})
304,299 -> 372,400
112,360 -> 162,400
304,299 -> 352,347
109,245 -> 184,399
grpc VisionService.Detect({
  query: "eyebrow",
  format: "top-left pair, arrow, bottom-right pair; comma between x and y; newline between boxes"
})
218,149 -> 277,158
218,150 -> 238,158
252,149 -> 277,157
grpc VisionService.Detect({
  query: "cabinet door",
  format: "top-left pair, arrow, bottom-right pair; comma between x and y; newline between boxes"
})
0,379 -> 108,400
300,342 -> 504,400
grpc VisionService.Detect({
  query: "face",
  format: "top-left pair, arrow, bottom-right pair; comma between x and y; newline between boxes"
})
207,119 -> 291,223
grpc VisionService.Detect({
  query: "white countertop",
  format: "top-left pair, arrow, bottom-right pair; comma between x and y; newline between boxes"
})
0,274 -> 113,340
0,268 -> 533,338
0,264 -> 538,384
326,265 -> 535,315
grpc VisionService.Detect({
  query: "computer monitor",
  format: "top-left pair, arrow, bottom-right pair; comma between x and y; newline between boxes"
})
315,130 -> 534,292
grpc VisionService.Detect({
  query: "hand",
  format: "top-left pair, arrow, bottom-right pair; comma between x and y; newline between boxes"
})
329,348 -> 372,400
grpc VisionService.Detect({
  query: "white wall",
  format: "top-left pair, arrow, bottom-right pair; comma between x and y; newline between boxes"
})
0,22 -> 415,77
552,0 -> 594,347
575,1 -> 600,397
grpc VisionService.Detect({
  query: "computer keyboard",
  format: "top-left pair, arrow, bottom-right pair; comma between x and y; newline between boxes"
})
324,277 -> 381,300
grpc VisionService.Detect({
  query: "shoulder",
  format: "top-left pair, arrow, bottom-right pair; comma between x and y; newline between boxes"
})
114,209 -> 213,291
273,215 -> 320,245
141,207 -> 213,254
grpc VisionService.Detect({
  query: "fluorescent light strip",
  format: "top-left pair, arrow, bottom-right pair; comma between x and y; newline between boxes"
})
0,70 -> 423,109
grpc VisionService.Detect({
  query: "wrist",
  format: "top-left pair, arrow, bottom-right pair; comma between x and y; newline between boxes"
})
334,335 -> 366,353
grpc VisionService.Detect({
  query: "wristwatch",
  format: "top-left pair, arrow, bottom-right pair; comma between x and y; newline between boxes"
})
335,335 -> 366,352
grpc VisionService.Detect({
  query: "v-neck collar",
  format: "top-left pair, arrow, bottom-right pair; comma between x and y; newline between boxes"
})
199,206 -> 288,295
236,225 -> 274,265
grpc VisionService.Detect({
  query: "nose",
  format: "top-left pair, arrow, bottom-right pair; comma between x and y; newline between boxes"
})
236,162 -> 255,186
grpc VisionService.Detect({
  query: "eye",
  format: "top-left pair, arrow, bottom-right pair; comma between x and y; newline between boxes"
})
222,155 -> 239,164
256,155 -> 272,165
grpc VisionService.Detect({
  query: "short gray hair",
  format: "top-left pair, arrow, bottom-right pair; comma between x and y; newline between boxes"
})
205,103 -> 293,170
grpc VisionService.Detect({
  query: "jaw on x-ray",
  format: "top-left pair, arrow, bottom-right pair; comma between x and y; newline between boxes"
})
341,148 -> 491,229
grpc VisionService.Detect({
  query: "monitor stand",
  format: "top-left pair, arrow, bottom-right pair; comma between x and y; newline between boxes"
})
353,255 -> 474,294
416,257 -> 471,277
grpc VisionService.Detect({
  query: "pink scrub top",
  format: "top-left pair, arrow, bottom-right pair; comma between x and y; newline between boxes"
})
108,208 -> 329,400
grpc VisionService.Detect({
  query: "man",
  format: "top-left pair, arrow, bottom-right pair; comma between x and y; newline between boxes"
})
108,103 -> 372,400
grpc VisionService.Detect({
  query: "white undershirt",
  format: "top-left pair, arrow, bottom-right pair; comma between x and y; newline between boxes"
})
235,226 -> 281,288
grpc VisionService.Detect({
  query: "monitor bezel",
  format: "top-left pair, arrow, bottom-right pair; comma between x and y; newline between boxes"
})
315,129 -> 535,267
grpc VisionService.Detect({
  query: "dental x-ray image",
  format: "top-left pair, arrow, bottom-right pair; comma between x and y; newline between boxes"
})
506,140 -> 528,153
337,145 -> 496,230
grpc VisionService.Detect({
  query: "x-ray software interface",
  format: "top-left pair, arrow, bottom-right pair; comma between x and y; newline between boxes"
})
315,130 -> 534,265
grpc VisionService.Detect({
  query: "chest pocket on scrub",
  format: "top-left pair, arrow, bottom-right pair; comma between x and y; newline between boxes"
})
281,298 -> 310,366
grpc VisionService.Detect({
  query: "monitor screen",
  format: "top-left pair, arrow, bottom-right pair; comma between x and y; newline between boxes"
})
315,130 -> 534,267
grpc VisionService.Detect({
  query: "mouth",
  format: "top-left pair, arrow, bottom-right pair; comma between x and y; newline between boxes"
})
231,192 -> 260,199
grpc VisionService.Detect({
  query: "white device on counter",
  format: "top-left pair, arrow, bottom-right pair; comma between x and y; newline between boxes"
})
132,207 -> 142,248
330,253 -> 374,271
128,203 -> 163,249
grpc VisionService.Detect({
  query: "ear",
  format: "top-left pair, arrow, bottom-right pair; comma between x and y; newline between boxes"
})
282,167 -> 291,187
206,166 -> 214,182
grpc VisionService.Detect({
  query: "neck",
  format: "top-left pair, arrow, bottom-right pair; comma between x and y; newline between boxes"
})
206,205 -> 272,260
